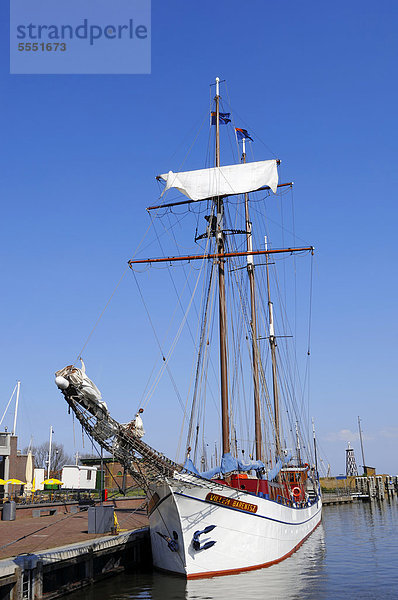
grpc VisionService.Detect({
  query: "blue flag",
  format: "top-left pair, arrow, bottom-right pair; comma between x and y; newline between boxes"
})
235,127 -> 253,141
211,112 -> 231,125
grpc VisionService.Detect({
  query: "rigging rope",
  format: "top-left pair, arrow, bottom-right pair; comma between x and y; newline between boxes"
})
74,267 -> 128,365
129,269 -> 186,417
0,383 -> 17,428
185,262 -> 215,454
74,211 -> 158,364
130,248 -> 209,412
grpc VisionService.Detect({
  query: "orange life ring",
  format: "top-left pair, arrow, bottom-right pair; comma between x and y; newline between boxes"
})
292,487 -> 301,498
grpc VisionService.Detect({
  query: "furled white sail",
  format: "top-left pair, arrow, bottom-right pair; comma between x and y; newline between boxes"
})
159,159 -> 278,201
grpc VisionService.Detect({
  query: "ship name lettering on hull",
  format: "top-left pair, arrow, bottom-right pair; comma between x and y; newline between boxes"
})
206,492 -> 258,514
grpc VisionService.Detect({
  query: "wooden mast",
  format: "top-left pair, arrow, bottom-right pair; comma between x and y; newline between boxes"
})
128,83 -> 316,473
215,77 -> 230,456
241,139 -> 262,462
265,236 -> 282,461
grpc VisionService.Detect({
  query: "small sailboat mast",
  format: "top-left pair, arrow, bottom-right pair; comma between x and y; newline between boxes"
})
295,421 -> 302,464
241,137 -> 262,462
312,418 -> 319,475
12,380 -> 21,436
215,77 -> 230,456
358,416 -> 366,474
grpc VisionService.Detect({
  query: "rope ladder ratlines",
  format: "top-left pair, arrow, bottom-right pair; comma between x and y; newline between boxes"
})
64,392 -> 181,487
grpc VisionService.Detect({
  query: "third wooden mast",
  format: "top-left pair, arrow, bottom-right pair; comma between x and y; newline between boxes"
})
265,237 -> 282,462
241,137 -> 262,462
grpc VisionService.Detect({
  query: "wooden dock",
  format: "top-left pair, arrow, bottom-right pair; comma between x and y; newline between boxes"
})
322,494 -> 357,505
0,497 -> 150,600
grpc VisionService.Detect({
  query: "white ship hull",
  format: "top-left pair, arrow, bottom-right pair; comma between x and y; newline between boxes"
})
149,474 -> 322,578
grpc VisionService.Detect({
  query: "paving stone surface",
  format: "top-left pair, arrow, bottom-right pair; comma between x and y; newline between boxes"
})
0,498 -> 148,560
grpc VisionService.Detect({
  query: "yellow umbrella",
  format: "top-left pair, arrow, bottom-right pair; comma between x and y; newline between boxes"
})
5,479 -> 26,485
41,478 -> 64,485
5,478 -> 26,499
0,478 -> 6,485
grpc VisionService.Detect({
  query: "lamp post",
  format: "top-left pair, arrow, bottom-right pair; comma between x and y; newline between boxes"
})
47,426 -> 54,479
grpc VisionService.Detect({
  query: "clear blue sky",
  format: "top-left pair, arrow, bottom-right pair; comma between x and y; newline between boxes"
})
1,0 -> 397,475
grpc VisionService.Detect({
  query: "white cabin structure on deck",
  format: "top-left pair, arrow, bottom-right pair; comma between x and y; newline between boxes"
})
61,465 -> 97,489
33,468 -> 45,490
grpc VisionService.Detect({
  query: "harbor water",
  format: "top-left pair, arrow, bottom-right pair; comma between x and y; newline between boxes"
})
68,499 -> 398,599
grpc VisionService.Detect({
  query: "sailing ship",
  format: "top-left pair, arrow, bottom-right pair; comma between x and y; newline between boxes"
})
55,77 -> 322,578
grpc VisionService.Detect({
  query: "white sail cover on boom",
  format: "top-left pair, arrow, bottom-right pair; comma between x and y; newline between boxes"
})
159,159 -> 278,201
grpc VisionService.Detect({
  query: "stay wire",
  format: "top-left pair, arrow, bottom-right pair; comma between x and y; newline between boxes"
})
130,269 -> 187,418
224,82 -> 278,159
147,209 -> 216,461
155,109 -> 209,206
74,267 -> 129,365
75,213 -> 157,364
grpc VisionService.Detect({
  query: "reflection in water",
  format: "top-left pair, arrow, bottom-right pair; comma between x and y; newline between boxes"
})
67,500 -> 398,600
68,525 -> 326,600
321,500 -> 398,599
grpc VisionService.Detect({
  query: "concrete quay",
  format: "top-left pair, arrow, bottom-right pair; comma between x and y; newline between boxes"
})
0,497 -> 150,600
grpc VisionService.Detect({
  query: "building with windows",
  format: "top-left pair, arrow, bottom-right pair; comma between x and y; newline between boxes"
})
0,431 -> 31,497
80,457 -> 141,492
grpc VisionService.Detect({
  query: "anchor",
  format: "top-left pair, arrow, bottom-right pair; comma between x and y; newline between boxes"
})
157,530 -> 179,552
192,525 -> 217,551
